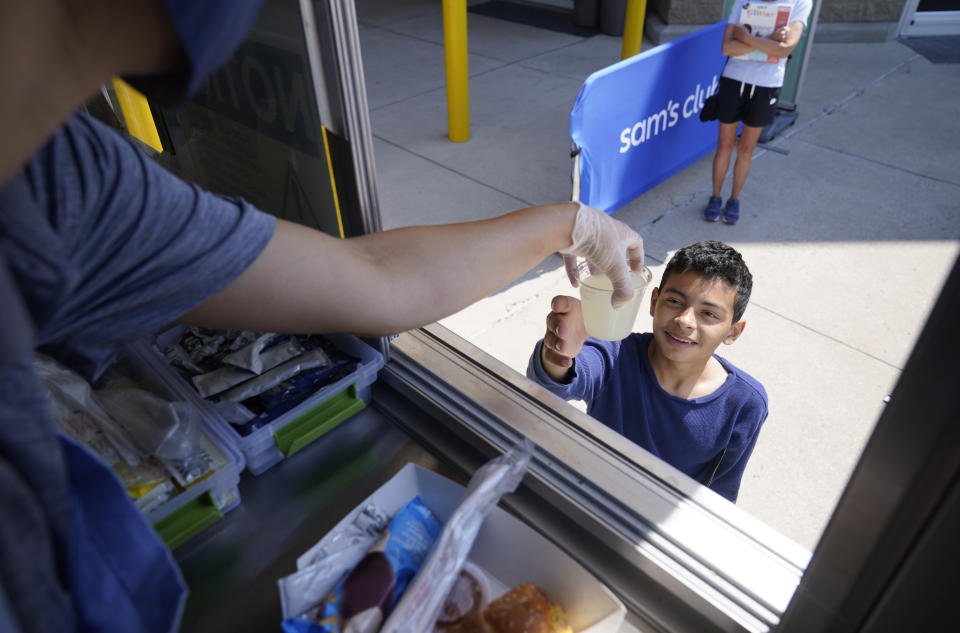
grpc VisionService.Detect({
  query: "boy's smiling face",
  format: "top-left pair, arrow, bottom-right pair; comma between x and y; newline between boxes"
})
649,269 -> 745,365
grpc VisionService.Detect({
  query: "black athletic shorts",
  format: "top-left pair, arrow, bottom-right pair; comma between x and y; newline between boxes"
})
717,76 -> 780,128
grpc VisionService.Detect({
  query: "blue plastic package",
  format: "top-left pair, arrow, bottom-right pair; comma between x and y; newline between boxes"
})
282,496 -> 442,633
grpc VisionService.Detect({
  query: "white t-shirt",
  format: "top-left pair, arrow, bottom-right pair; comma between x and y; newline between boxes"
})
722,0 -> 813,88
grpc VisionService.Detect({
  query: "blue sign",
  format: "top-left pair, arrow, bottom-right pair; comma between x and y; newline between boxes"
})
571,21 -> 727,213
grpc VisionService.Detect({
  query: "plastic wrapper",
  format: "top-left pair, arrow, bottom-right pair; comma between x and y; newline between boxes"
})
33,354 -> 143,466
220,348 -> 330,402
193,365 -> 262,399
221,333 -> 303,374
192,336 -> 305,397
96,380 -> 213,487
162,328 -> 260,375
432,561 -> 491,631
278,505 -> 390,619
131,477 -> 177,514
233,359 -> 359,435
212,399 -> 258,426
443,582 -> 570,633
282,497 -> 442,633
113,456 -> 175,497
378,441 -> 533,633
157,329 -> 357,434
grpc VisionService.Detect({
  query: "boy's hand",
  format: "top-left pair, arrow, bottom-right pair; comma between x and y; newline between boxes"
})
772,26 -> 790,43
540,295 -> 590,382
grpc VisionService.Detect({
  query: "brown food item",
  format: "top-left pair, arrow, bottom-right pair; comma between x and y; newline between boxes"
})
448,583 -> 551,633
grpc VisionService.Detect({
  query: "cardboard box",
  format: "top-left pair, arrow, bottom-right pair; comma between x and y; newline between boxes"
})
296,463 -> 626,633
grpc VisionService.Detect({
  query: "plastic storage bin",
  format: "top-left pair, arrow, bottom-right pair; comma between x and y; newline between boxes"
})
37,348 -> 245,550
143,417 -> 244,549
144,328 -> 384,476
121,347 -> 246,549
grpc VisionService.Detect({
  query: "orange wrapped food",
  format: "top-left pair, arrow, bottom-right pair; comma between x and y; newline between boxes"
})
446,583 -> 570,633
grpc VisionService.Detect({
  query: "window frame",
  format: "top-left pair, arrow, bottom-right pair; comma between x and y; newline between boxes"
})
382,324 -> 809,633
306,1 -> 960,628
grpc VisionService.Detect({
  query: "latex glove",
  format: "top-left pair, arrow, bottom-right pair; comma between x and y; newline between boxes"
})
559,202 -> 644,308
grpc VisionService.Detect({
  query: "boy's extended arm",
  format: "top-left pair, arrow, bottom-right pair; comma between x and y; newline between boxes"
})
526,339 -> 604,405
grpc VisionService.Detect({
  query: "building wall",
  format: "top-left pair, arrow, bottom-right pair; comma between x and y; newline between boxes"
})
654,0 -> 909,25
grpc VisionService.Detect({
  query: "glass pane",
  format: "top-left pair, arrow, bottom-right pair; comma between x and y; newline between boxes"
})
362,0 -> 960,558
153,0 -> 344,237
918,0 -> 960,12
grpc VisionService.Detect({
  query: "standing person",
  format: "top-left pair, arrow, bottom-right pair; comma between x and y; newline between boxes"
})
0,2 -> 644,633
704,0 -> 813,225
527,241 -> 765,502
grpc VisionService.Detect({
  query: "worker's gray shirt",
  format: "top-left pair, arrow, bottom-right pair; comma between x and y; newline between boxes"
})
0,112 -> 276,633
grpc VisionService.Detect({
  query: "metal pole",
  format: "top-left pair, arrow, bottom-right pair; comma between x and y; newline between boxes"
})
442,0 -> 470,142
621,0 -> 647,59
789,0 -> 822,108
302,0 -> 392,360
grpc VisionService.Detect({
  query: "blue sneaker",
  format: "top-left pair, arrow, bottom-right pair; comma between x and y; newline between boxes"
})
703,196 -> 722,222
722,198 -> 740,225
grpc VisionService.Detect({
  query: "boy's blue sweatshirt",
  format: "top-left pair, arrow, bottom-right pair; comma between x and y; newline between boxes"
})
527,332 -> 767,502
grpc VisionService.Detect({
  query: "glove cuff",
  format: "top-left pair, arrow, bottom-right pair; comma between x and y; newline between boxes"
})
558,202 -> 587,255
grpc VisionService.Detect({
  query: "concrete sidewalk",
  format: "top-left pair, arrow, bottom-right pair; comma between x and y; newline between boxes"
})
358,0 -> 960,551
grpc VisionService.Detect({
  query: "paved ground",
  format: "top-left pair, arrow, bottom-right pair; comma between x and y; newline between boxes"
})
357,0 -> 960,551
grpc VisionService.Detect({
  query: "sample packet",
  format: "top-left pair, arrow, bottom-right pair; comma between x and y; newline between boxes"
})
34,353 -> 226,509
192,336 -> 305,397
158,328 -> 360,435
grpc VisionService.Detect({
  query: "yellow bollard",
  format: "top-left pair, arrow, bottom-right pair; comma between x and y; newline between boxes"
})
442,0 -> 470,142
621,0 -> 648,60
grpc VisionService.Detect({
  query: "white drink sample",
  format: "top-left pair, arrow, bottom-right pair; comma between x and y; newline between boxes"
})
578,265 -> 651,341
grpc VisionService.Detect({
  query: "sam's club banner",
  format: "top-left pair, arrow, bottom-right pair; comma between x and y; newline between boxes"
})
571,21 -> 726,214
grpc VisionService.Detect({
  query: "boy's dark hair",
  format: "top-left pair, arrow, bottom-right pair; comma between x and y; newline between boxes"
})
660,241 -> 753,322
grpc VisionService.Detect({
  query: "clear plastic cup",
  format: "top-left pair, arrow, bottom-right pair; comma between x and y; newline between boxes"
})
577,261 -> 652,341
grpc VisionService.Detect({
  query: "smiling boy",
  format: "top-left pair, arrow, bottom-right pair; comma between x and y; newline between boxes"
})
527,241 -> 766,502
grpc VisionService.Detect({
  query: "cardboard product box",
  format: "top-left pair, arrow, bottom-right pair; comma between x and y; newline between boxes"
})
292,463 -> 626,633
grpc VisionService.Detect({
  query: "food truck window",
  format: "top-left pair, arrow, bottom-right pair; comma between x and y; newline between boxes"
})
358,0 -> 956,577
347,1 -> 960,630
381,253 -> 960,632
90,0 -> 957,629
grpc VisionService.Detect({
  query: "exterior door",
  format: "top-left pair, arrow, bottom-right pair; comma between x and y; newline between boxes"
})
899,0 -> 960,36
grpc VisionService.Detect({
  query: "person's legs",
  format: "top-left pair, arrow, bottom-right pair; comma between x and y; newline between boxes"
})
723,123 -> 762,225
712,122 -> 739,197
730,123 -> 763,200
706,122 -> 739,221
723,81 -> 778,225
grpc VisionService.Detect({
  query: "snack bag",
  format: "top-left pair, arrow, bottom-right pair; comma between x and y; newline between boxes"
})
379,441 -> 533,633
282,496 -> 442,633
279,505 -> 391,620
